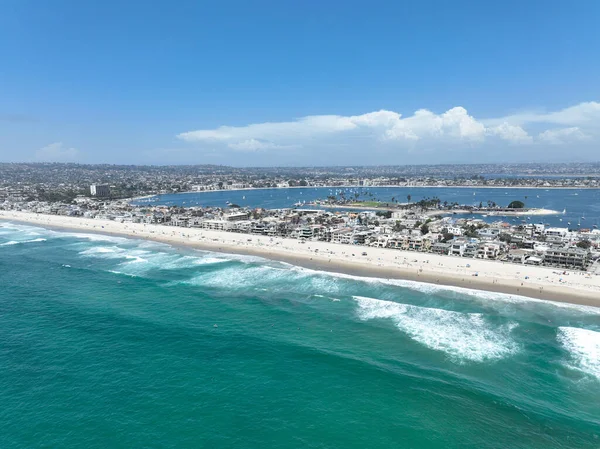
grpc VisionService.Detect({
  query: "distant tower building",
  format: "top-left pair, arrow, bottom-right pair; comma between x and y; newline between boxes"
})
90,184 -> 110,197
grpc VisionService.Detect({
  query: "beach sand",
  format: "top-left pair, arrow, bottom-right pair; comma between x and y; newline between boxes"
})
2,210 -> 599,307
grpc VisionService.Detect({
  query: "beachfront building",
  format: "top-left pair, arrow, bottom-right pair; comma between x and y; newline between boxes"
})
450,241 -> 467,256
199,219 -> 234,231
463,242 -> 479,258
353,230 -> 374,245
331,228 -> 353,244
431,242 -> 451,255
407,235 -> 432,252
477,243 -> 502,259
544,248 -> 590,269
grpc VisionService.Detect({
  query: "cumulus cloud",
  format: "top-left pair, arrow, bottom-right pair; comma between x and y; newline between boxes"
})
35,142 -> 80,162
176,101 -> 599,158
538,127 -> 589,144
486,122 -> 533,144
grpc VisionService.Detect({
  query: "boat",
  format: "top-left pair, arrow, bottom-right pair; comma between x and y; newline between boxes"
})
562,208 -> 566,214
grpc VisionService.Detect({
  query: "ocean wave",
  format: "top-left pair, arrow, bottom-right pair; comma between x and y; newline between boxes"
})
57,232 -> 129,243
0,238 -> 47,246
353,296 -> 519,362
191,257 -> 230,266
290,266 -> 600,316
79,244 -> 232,276
184,264 -> 294,289
557,327 -> 600,381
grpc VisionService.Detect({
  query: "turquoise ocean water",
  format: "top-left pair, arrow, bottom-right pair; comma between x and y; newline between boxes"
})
1,221 -> 599,448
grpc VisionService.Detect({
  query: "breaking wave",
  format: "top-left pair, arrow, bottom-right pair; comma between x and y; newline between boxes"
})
290,266 -> 600,316
557,327 -> 600,381
353,296 -> 519,362
0,238 -> 47,246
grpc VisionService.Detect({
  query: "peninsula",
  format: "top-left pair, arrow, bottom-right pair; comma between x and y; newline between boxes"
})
2,210 -> 599,308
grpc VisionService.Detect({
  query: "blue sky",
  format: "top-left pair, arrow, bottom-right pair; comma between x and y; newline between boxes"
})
1,0 -> 599,166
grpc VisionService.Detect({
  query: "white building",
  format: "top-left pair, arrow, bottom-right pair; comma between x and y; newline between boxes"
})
544,227 -> 569,238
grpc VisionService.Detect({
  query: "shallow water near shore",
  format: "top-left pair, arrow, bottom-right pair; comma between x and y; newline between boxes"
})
1,222 -> 599,448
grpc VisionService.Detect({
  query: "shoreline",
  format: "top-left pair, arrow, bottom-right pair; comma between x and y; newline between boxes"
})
2,210 -> 599,308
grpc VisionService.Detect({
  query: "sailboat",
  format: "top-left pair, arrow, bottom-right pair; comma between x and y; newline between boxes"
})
562,208 -> 566,214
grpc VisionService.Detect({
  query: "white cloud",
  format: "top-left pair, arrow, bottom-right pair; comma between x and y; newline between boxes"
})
538,127 -> 588,145
482,101 -> 600,127
486,122 -> 533,144
35,142 -> 80,162
176,101 -> 599,156
227,139 -> 295,152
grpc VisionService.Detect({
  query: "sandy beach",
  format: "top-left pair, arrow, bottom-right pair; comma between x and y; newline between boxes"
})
2,210 -> 599,307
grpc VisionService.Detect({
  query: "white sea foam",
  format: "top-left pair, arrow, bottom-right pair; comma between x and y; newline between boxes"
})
183,263 -> 303,290
290,266 -> 600,316
59,232 -> 128,243
353,296 -> 519,362
557,327 -> 600,381
122,255 -> 147,264
108,270 -> 139,278
80,246 -> 123,255
0,222 -> 45,233
0,238 -> 47,246
191,257 -> 230,266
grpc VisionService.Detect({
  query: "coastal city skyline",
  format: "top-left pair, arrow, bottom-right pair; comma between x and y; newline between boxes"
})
2,1 -> 600,166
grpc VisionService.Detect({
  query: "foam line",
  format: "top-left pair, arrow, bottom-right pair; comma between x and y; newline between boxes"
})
353,295 -> 519,362
557,327 -> 600,381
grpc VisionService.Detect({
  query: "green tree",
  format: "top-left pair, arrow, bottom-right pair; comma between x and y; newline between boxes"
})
393,221 -> 406,232
507,200 -> 525,209
576,240 -> 592,249
442,232 -> 454,242
420,223 -> 430,235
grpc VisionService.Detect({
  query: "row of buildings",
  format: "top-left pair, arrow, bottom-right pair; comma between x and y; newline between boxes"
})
4,195 -> 599,271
